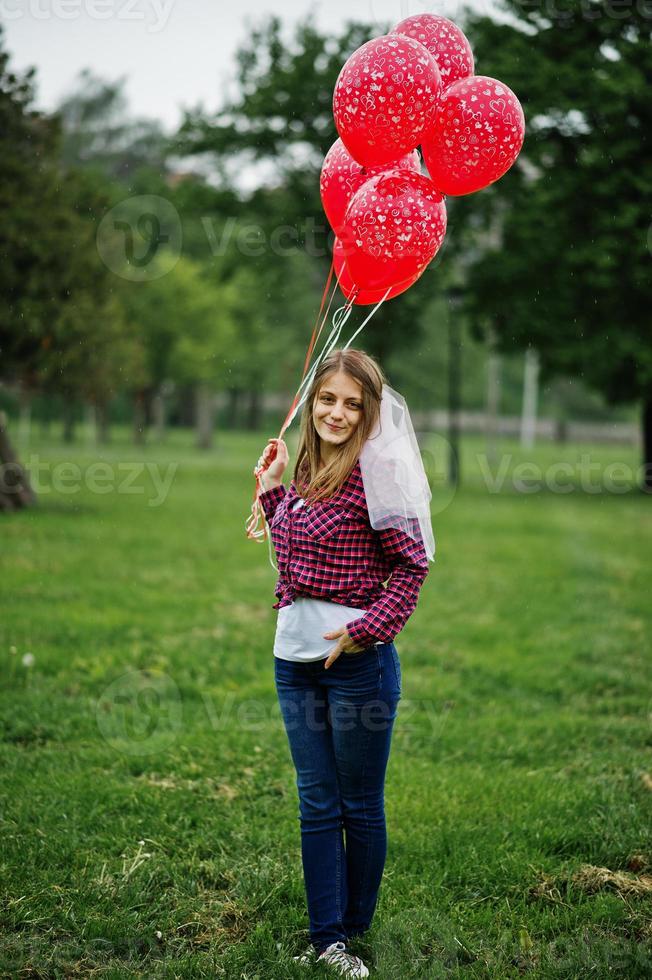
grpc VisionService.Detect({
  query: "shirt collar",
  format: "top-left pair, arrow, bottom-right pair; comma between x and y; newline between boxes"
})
289,459 -> 362,506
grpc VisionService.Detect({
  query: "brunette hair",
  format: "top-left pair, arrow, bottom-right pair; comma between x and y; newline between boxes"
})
293,348 -> 386,503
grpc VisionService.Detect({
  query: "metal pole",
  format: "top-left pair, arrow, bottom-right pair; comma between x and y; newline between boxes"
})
448,290 -> 462,487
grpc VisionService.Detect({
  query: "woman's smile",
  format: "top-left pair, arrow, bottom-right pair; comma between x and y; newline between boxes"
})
312,371 -> 364,461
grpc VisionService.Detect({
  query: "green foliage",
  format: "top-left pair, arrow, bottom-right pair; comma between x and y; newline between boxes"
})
56,68 -> 170,182
0,27 -> 137,406
462,2 -> 652,405
174,15 -> 455,369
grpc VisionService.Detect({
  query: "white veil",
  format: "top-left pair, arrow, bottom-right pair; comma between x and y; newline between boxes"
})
359,384 -> 435,562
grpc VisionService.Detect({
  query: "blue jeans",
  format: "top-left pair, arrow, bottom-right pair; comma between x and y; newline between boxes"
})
274,642 -> 401,953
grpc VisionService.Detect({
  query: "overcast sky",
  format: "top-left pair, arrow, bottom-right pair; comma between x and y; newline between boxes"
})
3,0 -> 483,131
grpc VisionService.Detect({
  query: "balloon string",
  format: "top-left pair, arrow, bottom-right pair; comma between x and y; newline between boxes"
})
278,259 -> 337,438
284,295 -> 356,428
279,285 -> 345,435
246,274 -> 390,571
342,286 -> 391,349
245,291 -> 355,570
246,260 -> 339,559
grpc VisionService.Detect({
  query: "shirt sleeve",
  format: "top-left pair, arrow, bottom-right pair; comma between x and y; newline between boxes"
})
345,523 -> 430,647
258,484 -> 287,523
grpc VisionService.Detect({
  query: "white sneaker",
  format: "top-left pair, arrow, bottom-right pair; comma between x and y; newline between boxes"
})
317,941 -> 370,978
293,945 -> 317,965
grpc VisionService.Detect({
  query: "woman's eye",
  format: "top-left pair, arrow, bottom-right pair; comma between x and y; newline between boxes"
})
320,397 -> 361,408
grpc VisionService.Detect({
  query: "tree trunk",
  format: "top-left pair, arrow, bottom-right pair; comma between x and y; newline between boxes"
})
62,398 -> 76,443
195,384 -> 215,450
0,411 -> 37,510
448,308 -> 461,488
642,394 -> 652,492
84,403 -> 96,448
95,401 -> 111,445
152,390 -> 166,441
175,385 -> 195,427
18,382 -> 32,449
246,387 -> 262,431
226,386 -> 242,429
133,390 -> 147,445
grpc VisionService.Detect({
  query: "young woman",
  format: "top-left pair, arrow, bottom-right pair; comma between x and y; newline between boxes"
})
257,348 -> 434,978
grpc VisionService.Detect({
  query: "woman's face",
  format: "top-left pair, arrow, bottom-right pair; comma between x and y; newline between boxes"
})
312,371 -> 364,452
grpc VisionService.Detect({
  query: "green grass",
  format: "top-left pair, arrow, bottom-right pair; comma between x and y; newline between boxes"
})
1,427 -> 651,978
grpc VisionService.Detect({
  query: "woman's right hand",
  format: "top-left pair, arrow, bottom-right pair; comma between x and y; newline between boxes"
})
259,438 -> 289,489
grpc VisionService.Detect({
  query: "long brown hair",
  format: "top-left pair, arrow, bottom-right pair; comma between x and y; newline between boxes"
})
293,348 -> 386,504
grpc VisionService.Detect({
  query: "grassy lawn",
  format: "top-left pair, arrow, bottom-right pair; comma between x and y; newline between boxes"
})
1,427 -> 651,978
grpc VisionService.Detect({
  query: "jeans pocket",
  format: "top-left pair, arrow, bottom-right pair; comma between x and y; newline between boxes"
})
342,646 -> 371,658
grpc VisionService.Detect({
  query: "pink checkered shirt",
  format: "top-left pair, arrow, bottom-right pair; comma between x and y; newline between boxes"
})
258,459 -> 431,648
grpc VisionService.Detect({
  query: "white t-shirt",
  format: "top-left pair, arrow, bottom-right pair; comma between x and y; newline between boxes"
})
273,497 -> 380,662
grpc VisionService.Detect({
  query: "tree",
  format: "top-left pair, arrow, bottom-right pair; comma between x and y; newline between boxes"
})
460,2 -> 652,486
56,68 -> 170,183
117,256 -> 236,448
0,27 -> 142,448
173,16 -> 454,374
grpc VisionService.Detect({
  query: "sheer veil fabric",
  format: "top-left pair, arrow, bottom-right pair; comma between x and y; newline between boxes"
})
359,384 -> 435,562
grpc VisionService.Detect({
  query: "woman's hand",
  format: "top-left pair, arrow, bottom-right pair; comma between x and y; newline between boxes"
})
323,627 -> 367,669
259,438 -> 289,489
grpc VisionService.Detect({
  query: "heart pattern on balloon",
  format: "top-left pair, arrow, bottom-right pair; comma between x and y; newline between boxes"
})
319,23 -> 523,303
392,14 -> 474,89
320,138 -> 421,232
333,236 -> 421,305
340,168 -> 447,290
421,75 -> 525,196
333,34 -> 442,168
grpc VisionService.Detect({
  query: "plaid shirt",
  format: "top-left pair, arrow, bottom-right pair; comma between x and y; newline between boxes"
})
258,459 -> 431,648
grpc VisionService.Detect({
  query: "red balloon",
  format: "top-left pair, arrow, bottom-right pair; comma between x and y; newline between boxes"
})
340,169 -> 447,291
333,237 -> 420,305
320,139 -> 420,232
333,34 -> 442,168
421,75 -> 525,196
392,14 -> 474,90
